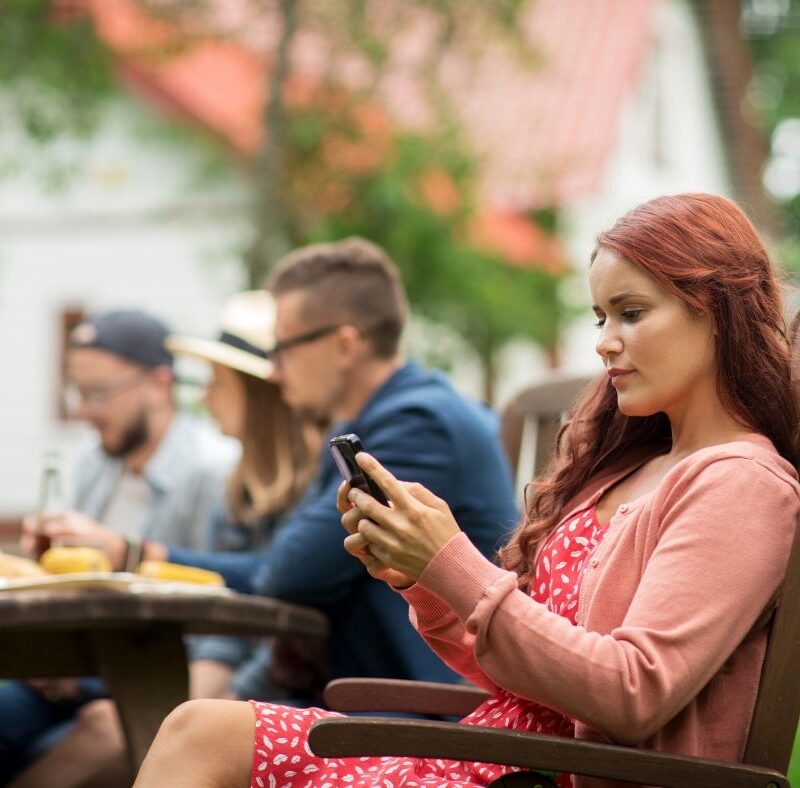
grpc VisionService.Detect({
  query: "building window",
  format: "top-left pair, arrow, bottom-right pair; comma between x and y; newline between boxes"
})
58,306 -> 86,421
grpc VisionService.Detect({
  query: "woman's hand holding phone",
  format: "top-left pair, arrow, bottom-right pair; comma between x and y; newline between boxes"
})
338,452 -> 462,584
336,480 -> 414,588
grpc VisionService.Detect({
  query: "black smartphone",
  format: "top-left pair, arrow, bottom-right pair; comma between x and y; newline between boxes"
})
329,433 -> 390,506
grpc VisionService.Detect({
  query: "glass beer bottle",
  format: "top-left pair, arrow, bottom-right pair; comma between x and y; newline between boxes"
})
33,450 -> 64,559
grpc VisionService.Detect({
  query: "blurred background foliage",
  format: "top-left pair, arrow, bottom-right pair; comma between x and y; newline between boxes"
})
744,0 -> 800,283
0,0 -> 565,402
0,1 -> 114,142
9,0 -> 800,399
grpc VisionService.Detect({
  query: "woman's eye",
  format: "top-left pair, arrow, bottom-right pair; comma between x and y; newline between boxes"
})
593,317 -> 605,328
621,309 -> 643,321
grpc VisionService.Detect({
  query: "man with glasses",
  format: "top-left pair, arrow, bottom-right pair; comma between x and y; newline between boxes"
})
51,309 -> 233,552
0,309 -> 234,787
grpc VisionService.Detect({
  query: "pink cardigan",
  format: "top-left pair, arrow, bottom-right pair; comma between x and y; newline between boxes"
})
401,435 -> 799,786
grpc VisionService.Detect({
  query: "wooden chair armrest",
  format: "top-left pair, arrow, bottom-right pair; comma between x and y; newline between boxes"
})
308,718 -> 788,788
324,678 -> 490,717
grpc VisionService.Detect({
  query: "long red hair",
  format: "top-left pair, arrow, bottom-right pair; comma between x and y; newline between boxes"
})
501,193 -> 800,585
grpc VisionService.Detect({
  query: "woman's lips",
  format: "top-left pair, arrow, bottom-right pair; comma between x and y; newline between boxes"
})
608,368 -> 634,386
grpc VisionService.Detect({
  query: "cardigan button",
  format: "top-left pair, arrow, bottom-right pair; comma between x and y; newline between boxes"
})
590,557 -> 599,568
618,503 -> 628,514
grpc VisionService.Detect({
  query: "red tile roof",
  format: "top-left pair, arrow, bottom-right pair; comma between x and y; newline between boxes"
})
445,0 -> 657,210
470,212 -> 568,274
89,0 -> 267,152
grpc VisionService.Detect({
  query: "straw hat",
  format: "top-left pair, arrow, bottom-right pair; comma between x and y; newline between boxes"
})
166,291 -> 276,379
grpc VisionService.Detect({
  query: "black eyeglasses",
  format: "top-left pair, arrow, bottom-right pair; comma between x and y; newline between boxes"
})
62,370 -> 147,411
265,325 -> 342,361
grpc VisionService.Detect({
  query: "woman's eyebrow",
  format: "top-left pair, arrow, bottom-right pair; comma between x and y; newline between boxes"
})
591,291 -> 651,310
607,290 -> 649,306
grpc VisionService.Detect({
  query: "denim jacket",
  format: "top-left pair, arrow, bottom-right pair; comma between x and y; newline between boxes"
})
72,412 -> 236,550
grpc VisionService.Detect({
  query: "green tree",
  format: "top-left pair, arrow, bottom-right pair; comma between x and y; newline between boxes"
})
293,115 -> 566,402
744,0 -> 800,244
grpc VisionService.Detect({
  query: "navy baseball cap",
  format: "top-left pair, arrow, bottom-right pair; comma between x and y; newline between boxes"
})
69,309 -> 173,369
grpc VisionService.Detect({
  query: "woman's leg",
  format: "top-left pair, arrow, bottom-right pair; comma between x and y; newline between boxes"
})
8,700 -> 128,788
134,700 -> 254,788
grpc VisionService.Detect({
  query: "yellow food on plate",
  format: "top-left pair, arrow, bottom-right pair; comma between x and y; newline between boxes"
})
39,546 -> 112,574
137,561 -> 224,587
0,550 -> 49,578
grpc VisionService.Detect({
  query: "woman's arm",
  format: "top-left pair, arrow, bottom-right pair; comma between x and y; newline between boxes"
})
401,579 -> 501,693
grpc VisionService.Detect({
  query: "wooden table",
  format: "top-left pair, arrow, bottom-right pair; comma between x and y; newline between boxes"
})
0,588 -> 328,775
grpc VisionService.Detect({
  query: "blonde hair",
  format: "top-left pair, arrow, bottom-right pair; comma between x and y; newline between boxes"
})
227,371 -> 321,522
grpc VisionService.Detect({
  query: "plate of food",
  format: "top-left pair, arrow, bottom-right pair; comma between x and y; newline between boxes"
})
0,548 -> 231,596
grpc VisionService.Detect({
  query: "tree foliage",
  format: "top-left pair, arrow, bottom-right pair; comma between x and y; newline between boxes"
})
0,0 -> 115,143
289,106 -> 565,391
744,0 -> 800,238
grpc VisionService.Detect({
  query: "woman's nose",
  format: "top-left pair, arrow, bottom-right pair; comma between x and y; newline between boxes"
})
595,321 -> 623,359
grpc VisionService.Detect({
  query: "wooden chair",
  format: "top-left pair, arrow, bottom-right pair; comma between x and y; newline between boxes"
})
500,375 -> 592,493
308,374 -> 800,786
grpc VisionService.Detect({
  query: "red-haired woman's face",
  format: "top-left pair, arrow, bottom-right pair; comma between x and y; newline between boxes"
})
589,248 -> 717,421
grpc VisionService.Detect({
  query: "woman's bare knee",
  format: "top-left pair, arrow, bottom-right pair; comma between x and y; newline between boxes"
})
135,700 -> 254,788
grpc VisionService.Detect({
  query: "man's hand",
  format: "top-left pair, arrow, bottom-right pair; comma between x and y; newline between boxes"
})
21,512 -> 127,570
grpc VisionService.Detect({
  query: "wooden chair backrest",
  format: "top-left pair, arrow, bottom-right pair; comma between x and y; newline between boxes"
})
743,512 -> 800,772
747,309 -> 800,770
500,376 -> 593,494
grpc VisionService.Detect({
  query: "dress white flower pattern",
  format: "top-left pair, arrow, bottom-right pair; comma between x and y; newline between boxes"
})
250,506 -> 608,788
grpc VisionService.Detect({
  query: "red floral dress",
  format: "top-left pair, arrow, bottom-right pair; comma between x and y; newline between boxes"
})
250,506 -> 609,788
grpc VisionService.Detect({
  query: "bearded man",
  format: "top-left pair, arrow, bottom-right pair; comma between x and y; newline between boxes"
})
0,309 -> 233,787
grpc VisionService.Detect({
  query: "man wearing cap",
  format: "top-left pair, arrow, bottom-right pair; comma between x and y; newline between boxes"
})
0,309 -> 235,787
56,309 -> 234,552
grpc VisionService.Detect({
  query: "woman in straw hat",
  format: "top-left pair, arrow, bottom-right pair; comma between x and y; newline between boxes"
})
166,289 -> 322,702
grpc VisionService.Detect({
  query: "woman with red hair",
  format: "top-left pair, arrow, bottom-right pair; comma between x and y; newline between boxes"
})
134,193 -> 800,787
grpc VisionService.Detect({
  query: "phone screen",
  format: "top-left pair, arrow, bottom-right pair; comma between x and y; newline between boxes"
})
329,433 -> 390,506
